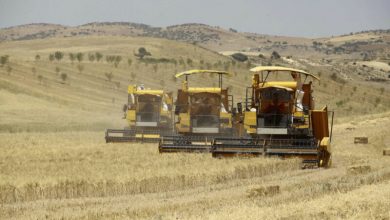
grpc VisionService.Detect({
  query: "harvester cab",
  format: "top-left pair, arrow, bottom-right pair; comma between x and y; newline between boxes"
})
159,70 -> 235,153
212,66 -> 333,168
105,85 -> 174,143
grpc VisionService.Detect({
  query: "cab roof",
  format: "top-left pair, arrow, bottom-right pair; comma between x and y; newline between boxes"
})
175,69 -> 231,78
135,90 -> 164,95
250,66 -> 320,80
187,87 -> 221,93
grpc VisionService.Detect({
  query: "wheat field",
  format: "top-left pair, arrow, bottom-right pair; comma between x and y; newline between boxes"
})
0,36 -> 389,219
0,112 -> 389,219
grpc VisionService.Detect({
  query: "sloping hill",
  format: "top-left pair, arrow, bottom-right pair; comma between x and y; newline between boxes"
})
0,36 -> 249,132
0,22 -> 311,51
0,35 -> 389,133
2,22 -> 390,62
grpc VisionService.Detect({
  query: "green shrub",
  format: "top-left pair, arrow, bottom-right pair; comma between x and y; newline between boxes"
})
336,100 -> 344,107
60,73 -> 67,83
54,51 -> 64,61
271,51 -> 281,59
0,55 -> 9,66
139,57 -> 177,64
231,53 -> 248,62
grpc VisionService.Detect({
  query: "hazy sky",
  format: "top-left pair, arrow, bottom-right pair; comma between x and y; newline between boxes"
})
0,0 -> 389,37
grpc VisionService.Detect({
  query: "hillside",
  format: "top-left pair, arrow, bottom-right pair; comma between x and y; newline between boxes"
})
1,22 -> 390,57
0,35 -> 389,134
0,24 -> 390,220
0,22 -> 261,47
0,35 -> 245,132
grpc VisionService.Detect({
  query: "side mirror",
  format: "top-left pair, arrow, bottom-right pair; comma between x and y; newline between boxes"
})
232,107 -> 237,116
237,103 -> 243,114
174,106 -> 180,115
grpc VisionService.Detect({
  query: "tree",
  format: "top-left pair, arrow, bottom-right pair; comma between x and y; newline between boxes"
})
6,66 -> 12,75
77,64 -> 84,74
69,53 -> 76,64
114,56 -> 122,68
229,28 -> 238,33
55,66 -> 60,75
246,61 -> 252,69
76,52 -> 84,62
95,52 -> 103,62
54,51 -> 64,61
271,51 -> 281,59
231,53 -> 248,62
379,87 -> 385,94
0,55 -> 9,66
37,75 -> 43,85
127,58 -> 133,66
88,53 -> 95,62
60,73 -> 67,83
105,72 -> 113,82
375,97 -> 381,107
49,54 -> 55,62
224,62 -> 230,71
172,59 -> 177,67
134,47 -> 151,59
35,54 -> 40,61
186,58 -> 193,66
179,58 -> 185,66
106,55 -> 113,63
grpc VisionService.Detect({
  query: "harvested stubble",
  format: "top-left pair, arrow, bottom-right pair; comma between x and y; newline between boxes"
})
1,113 -> 389,219
347,165 -> 372,175
247,185 -> 280,198
0,131 -> 301,204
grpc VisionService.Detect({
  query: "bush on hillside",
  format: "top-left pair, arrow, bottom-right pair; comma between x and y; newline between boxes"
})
54,51 -> 64,61
95,52 -> 103,62
76,53 -> 84,62
0,55 -> 9,66
271,51 -> 281,59
69,53 -> 76,63
105,72 -> 113,82
88,53 -> 95,62
139,57 -> 177,64
49,54 -> 55,62
60,73 -> 67,83
231,53 -> 248,62
134,47 -> 151,59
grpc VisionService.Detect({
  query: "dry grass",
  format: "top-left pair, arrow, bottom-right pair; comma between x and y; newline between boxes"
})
0,36 -> 389,219
0,131 -> 301,204
0,113 -> 389,219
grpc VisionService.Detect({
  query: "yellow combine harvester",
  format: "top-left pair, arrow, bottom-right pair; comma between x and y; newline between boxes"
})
105,85 -> 174,143
212,66 -> 333,167
159,70 -> 236,152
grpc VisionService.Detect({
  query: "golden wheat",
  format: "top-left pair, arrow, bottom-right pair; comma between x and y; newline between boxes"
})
0,36 -> 389,219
